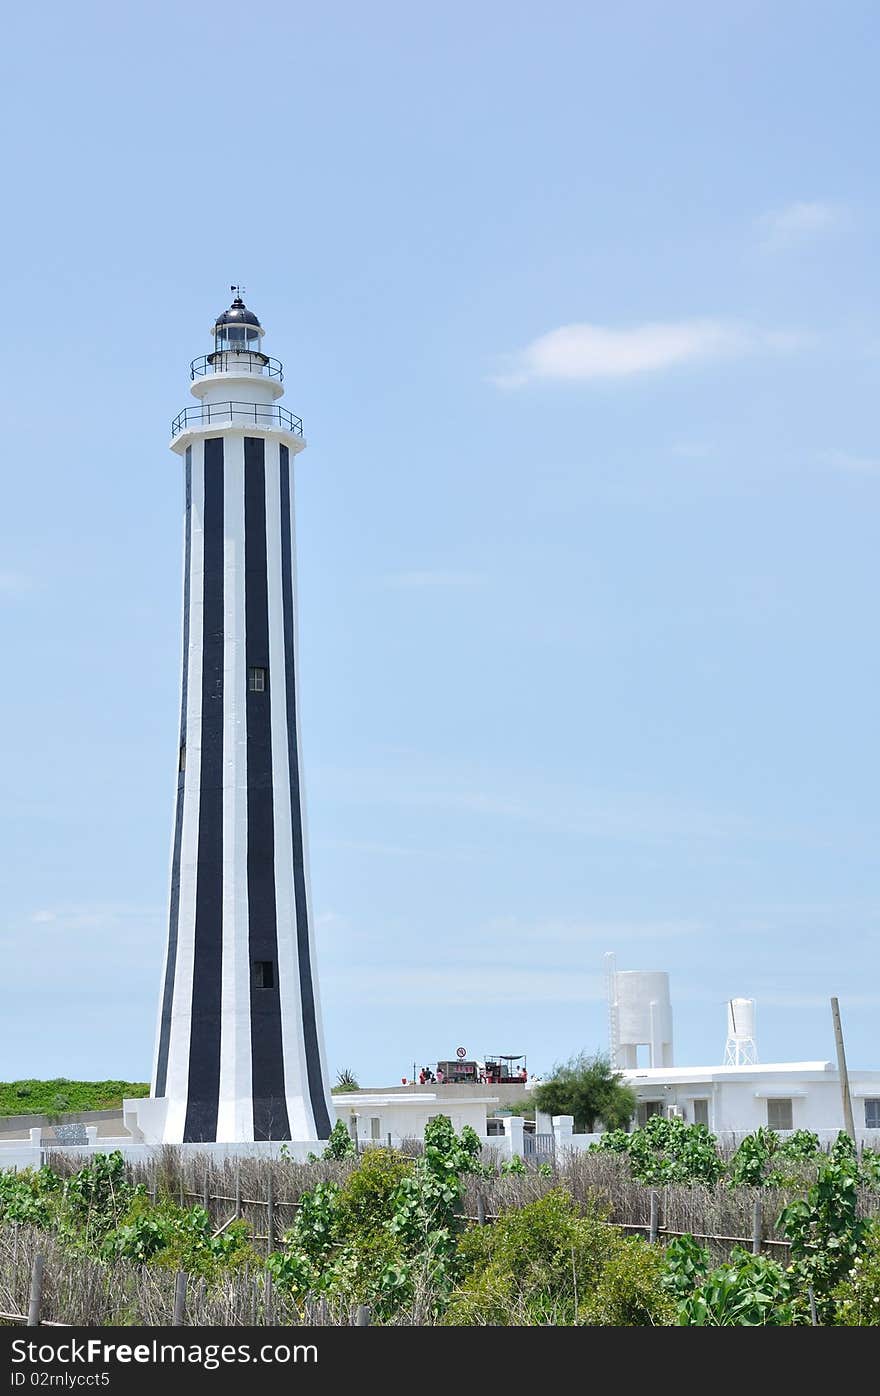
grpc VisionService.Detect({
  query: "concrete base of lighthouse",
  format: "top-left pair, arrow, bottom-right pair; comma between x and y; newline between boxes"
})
122,1094 -> 340,1158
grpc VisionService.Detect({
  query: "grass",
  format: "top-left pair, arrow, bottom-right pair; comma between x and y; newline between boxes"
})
0,1080 -> 149,1117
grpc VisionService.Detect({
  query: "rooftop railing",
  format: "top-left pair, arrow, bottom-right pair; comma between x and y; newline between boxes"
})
191,352 -> 283,381
171,401 -> 303,438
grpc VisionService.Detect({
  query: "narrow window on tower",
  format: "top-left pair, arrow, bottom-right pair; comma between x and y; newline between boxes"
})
248,666 -> 267,693
252,960 -> 275,990
178,743 -> 186,772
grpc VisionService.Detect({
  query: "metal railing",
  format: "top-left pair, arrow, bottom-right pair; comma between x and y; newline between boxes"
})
191,352 -> 283,382
171,402 -> 303,438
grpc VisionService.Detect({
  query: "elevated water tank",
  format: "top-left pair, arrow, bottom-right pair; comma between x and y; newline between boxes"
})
724,997 -> 758,1065
613,970 -> 674,1068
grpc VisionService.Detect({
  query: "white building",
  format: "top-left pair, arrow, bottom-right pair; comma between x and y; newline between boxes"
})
607,967 -> 880,1145
623,1061 -> 880,1145
330,1091 -> 508,1146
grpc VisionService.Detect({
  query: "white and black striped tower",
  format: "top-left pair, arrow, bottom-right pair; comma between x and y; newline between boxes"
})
151,292 -> 334,1143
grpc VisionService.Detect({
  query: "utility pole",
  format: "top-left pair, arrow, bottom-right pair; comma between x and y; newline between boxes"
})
831,997 -> 856,1141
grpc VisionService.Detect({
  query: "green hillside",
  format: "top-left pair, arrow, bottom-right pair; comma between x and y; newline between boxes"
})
0,1080 -> 149,1117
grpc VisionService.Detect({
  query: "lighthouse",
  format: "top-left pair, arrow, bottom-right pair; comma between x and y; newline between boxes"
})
147,292 -> 334,1144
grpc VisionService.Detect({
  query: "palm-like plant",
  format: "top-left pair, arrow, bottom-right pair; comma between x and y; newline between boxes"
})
333,1068 -> 360,1091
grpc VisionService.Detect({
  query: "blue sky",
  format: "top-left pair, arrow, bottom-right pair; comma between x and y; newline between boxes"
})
1,2 -> 878,1084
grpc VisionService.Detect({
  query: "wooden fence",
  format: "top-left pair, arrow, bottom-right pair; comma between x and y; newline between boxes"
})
0,1188 -> 785,1329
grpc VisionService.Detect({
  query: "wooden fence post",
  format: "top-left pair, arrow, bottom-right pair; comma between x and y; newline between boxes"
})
27,1253 -> 44,1327
476,1193 -> 487,1226
355,1304 -> 371,1326
808,1285 -> 818,1326
264,1271 -> 274,1326
752,1197 -> 763,1255
234,1164 -> 242,1220
178,1171 -> 185,1209
267,1169 -> 276,1252
203,1168 -> 210,1214
172,1270 -> 187,1327
648,1192 -> 660,1244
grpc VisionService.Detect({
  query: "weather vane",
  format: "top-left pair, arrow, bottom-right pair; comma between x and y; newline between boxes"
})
230,283 -> 245,300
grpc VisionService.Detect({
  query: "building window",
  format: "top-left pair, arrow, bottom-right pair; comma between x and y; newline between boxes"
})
252,960 -> 275,989
767,1098 -> 793,1131
693,1099 -> 709,1128
370,1117 -> 381,1141
865,1099 -> 880,1130
637,1100 -> 665,1127
248,666 -> 267,693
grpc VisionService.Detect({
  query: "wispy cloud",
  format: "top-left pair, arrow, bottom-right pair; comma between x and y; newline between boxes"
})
758,200 -> 844,248
326,963 -> 606,1006
491,320 -> 802,388
382,570 -> 487,589
1,904 -> 163,984
0,571 -> 33,598
323,914 -> 706,1004
823,449 -> 880,475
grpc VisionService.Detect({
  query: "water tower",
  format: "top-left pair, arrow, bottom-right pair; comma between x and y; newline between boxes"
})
723,998 -> 758,1066
605,955 -> 674,1068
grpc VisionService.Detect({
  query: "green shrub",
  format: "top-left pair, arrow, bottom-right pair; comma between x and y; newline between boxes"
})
778,1132 -> 867,1319
323,1120 -> 356,1160
104,1193 -> 257,1280
336,1148 -> 411,1234
500,1155 -> 526,1176
579,1235 -> 675,1326
444,1189 -> 672,1326
661,1234 -> 711,1300
601,1116 -> 724,1186
727,1127 -> 778,1188
677,1249 -> 797,1326
832,1222 -> 880,1324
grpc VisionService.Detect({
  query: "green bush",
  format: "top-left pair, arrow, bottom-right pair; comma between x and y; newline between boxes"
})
778,1132 -> 867,1320
677,1249 -> 797,1326
323,1120 -> 356,1160
661,1234 -> 711,1301
445,1189 -> 672,1326
532,1053 -> 635,1133
579,1236 -> 675,1326
832,1222 -> 880,1324
595,1116 -> 723,1186
0,1080 -> 149,1118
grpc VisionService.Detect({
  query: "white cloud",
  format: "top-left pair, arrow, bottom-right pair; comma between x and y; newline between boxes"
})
823,450 -> 880,475
492,320 -> 801,388
2,904 -> 163,984
326,963 -> 605,1006
382,570 -> 487,589
0,571 -> 33,598
758,201 -> 843,248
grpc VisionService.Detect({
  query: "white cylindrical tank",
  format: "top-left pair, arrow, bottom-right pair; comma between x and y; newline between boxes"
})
724,997 -> 758,1064
614,970 -> 674,1068
726,998 -> 756,1042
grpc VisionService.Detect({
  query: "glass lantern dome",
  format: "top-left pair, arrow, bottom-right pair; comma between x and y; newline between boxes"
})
211,293 -> 266,357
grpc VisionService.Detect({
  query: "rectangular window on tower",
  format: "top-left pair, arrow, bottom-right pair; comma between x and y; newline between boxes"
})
252,960 -> 275,990
248,666 -> 267,693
